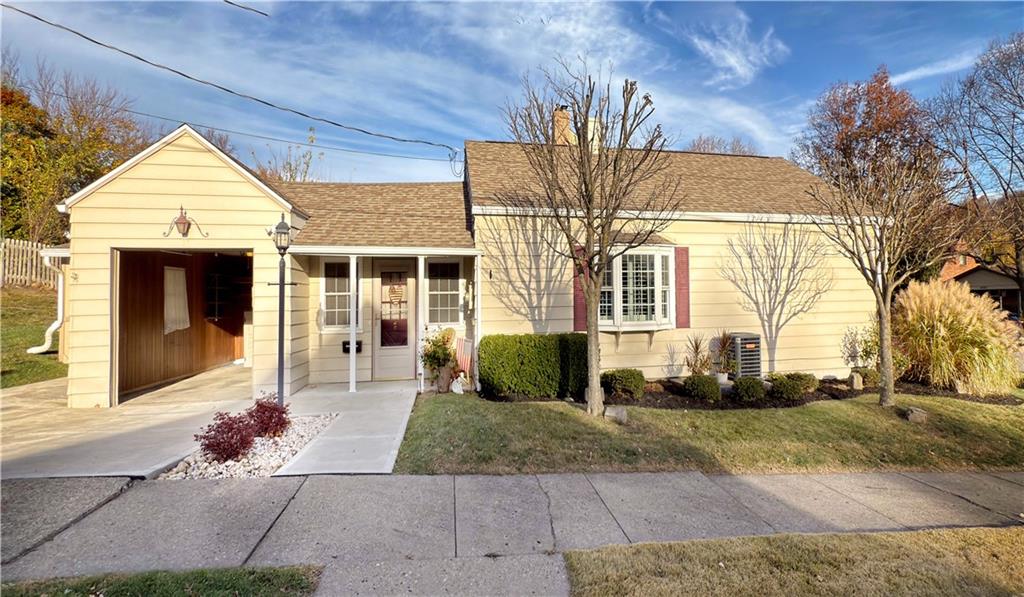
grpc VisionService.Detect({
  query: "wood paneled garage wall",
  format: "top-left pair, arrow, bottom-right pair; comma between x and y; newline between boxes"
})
117,250 -> 251,397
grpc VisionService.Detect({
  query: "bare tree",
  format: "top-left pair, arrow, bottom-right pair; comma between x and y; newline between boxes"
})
685,134 -> 759,155
201,128 -> 236,156
251,127 -> 323,182
721,220 -> 834,372
930,33 -> 1024,297
794,67 -> 965,407
499,60 -> 684,415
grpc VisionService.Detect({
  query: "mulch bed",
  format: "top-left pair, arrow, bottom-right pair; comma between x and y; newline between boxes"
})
479,378 -> 1022,409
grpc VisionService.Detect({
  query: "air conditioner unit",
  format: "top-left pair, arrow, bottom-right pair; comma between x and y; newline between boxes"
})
731,332 -> 762,378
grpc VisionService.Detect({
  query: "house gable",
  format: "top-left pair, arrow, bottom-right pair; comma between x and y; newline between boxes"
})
60,124 -> 303,218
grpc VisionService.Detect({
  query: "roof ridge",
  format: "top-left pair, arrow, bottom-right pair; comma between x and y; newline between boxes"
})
275,180 -> 461,187
463,139 -> 784,160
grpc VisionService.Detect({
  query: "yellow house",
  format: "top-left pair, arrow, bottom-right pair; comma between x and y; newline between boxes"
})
48,124 -> 873,408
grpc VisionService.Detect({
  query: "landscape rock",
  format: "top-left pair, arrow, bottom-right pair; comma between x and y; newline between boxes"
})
160,413 -> 337,480
850,372 -> 864,391
900,406 -> 928,424
604,405 -> 628,424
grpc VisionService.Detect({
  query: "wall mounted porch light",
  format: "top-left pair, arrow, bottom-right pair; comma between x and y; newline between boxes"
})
163,206 -> 209,238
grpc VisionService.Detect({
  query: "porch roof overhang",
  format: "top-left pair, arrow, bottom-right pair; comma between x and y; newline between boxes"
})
289,245 -> 482,256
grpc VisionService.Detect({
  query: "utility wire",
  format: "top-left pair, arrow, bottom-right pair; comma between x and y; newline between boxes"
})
22,84 -> 453,163
222,0 -> 269,17
1,2 -> 460,162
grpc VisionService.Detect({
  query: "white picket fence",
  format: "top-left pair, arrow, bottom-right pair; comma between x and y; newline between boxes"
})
1,239 -> 60,289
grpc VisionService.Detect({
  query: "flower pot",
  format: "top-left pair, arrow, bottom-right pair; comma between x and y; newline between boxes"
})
436,366 -> 454,393
715,372 -> 729,384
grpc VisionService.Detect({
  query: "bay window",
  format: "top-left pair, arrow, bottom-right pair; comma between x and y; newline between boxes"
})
599,247 -> 675,329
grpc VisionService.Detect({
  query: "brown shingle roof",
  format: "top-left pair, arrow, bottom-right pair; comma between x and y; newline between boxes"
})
275,182 -> 473,248
465,140 -> 825,215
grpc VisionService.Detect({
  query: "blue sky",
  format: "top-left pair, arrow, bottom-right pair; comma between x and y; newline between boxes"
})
3,2 -> 1018,181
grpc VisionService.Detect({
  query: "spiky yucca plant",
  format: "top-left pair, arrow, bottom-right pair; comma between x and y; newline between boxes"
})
892,280 -> 1020,395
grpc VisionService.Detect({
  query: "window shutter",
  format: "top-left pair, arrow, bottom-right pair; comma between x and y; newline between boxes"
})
675,246 -> 690,328
572,247 -> 586,332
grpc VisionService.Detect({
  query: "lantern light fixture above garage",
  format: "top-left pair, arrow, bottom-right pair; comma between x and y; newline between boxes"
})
163,206 -> 209,238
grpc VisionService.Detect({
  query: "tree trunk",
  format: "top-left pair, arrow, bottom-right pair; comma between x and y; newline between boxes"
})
876,298 -> 896,407
765,334 -> 778,373
584,289 -> 604,416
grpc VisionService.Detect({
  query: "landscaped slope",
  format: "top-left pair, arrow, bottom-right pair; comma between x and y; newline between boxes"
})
394,393 -> 1024,474
1,287 -> 67,388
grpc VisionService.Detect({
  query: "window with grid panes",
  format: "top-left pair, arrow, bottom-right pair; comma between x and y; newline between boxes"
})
323,261 -> 358,328
427,261 -> 461,324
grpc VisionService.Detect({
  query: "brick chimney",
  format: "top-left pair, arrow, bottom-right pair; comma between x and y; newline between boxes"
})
553,106 -> 577,145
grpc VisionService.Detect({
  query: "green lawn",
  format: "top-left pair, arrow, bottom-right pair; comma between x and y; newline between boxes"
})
394,392 -> 1024,474
1,286 -> 67,388
565,527 -> 1024,597
2,565 -> 321,597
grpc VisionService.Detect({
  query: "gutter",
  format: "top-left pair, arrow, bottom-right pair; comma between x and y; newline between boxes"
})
27,250 -> 68,355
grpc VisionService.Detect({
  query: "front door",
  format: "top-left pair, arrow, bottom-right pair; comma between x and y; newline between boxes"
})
372,259 -> 416,380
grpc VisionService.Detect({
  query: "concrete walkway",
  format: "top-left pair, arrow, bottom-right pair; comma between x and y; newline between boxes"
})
0,369 -> 251,479
277,381 -> 418,475
2,471 -> 1021,594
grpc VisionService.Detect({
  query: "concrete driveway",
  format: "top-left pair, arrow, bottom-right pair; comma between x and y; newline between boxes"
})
1,371 -> 418,479
1,367 -> 252,479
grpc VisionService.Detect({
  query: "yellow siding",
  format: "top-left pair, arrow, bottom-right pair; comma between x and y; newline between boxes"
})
476,215 -> 876,379
64,129 -> 307,407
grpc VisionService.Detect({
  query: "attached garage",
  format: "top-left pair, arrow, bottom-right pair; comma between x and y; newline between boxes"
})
58,125 -> 309,408
115,249 -> 253,402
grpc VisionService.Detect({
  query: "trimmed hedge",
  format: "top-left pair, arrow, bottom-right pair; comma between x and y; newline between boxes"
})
601,368 -> 646,399
766,372 -> 819,394
478,333 -> 587,399
733,376 -> 766,404
680,374 -> 721,403
768,376 -> 803,402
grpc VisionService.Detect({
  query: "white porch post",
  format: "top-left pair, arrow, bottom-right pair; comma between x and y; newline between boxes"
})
416,256 -> 425,392
474,254 -> 482,391
348,254 -> 357,393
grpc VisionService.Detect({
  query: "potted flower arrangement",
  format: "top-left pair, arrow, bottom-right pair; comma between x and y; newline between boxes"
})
712,330 -> 736,383
421,327 -> 457,392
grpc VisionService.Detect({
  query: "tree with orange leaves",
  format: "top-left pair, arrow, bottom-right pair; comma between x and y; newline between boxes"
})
793,67 -> 966,407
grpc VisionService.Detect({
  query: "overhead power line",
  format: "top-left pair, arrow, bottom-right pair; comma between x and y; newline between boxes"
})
1,3 -> 460,161
18,82 -> 452,160
222,0 -> 269,17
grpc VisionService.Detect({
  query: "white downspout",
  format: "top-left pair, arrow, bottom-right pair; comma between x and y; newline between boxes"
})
27,256 -> 64,354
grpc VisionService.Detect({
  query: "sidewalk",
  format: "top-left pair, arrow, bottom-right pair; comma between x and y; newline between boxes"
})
2,471 -> 1022,594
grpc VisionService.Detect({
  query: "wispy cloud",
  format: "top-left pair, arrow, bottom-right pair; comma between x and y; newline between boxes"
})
889,49 -> 980,85
680,8 -> 790,89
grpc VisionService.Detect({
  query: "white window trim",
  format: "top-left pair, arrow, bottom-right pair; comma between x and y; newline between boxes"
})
599,246 -> 676,332
320,257 -> 362,334
425,257 -> 465,328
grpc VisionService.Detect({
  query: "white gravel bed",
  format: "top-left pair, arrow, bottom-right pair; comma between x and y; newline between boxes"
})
160,413 -> 338,480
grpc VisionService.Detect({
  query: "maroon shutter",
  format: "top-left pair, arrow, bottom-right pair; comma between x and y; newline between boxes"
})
675,246 -> 690,328
572,246 -> 587,332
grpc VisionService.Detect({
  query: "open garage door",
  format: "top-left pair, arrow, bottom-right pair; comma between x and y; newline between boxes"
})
115,249 -> 253,403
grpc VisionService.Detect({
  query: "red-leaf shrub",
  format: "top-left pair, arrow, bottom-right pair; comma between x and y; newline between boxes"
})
194,412 -> 256,462
247,398 -> 291,437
